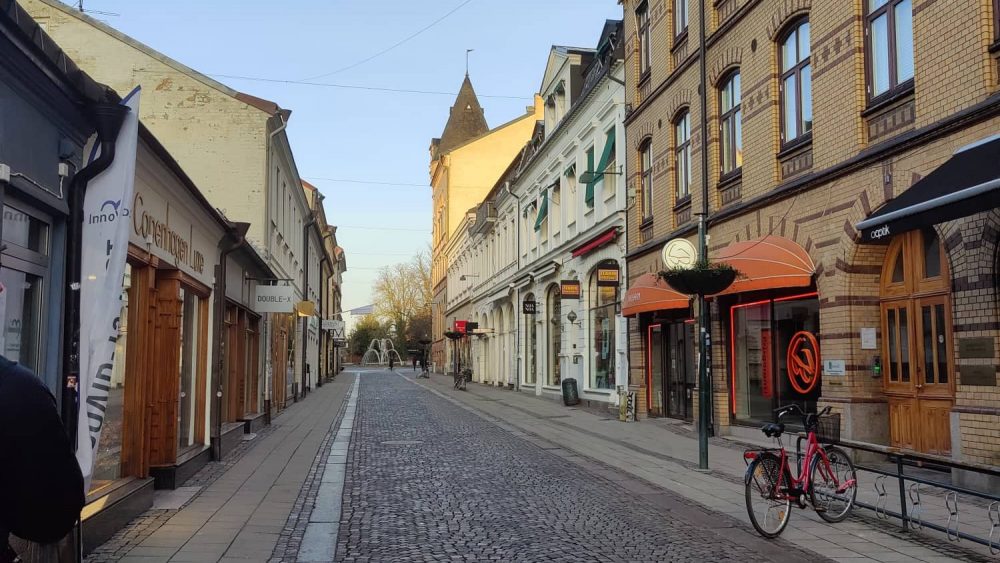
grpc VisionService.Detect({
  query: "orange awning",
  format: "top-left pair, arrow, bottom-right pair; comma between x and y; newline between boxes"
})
622,273 -> 690,317
712,235 -> 815,296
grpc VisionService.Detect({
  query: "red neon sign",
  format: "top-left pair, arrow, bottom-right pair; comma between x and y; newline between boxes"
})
787,331 -> 821,394
728,292 -> 818,414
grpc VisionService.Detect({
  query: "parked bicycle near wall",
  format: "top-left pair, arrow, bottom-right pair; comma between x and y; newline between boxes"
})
743,404 -> 858,538
454,368 -> 470,390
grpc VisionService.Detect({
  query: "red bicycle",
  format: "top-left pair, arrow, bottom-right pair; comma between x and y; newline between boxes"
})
743,404 -> 858,538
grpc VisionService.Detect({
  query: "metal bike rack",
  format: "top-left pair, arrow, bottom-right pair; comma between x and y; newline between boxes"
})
812,437 -> 1000,554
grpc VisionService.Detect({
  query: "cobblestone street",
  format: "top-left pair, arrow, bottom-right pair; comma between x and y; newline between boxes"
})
334,370 -> 824,562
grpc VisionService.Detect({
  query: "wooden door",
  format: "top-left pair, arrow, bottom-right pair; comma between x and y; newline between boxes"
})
913,295 -> 953,455
149,276 -> 181,466
880,229 -> 954,455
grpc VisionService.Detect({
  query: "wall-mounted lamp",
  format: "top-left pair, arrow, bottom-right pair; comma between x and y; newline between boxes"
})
567,310 -> 581,326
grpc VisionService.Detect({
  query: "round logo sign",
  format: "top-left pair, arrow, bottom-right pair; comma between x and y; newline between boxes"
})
786,331 -> 821,394
661,238 -> 697,269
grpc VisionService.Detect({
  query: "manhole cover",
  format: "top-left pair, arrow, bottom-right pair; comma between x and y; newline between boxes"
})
380,440 -> 424,446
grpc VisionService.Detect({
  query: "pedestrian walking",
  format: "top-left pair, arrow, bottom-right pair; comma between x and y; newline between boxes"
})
388,356 -> 395,371
412,357 -> 417,371
0,356 -> 85,562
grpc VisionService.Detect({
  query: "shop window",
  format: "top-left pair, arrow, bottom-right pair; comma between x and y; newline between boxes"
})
0,203 -> 51,374
730,294 -> 820,424
525,293 -> 537,385
91,264 -> 131,493
589,262 -> 620,390
547,285 -> 561,387
178,288 -> 203,451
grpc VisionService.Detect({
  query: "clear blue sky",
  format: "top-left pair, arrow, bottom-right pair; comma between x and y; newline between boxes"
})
71,0 -> 623,312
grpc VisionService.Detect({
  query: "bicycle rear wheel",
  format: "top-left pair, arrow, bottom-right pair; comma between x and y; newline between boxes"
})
810,445 -> 857,522
745,452 -> 791,538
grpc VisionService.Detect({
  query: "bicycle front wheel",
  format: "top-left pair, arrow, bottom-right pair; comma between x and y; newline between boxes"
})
810,445 -> 857,522
745,452 -> 791,538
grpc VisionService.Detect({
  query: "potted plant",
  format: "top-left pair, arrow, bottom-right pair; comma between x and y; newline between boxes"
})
659,259 -> 739,296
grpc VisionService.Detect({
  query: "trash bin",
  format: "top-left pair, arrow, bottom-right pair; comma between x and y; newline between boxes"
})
561,378 -> 580,406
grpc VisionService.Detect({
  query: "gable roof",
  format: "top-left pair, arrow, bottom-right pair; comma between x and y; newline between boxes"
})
437,75 -> 489,153
29,0 -> 283,116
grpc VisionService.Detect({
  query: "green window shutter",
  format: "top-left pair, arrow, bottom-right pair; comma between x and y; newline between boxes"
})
597,128 -> 616,175
533,192 -> 549,232
585,149 -> 596,207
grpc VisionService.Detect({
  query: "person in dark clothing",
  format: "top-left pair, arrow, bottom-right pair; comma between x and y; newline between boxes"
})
412,357 -> 417,371
0,356 -> 85,561
388,356 -> 394,370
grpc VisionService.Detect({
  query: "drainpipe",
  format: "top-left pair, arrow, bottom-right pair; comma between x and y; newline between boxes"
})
301,214 -> 317,397
212,222 -> 250,462
264,112 -> 286,403
62,101 -> 130,440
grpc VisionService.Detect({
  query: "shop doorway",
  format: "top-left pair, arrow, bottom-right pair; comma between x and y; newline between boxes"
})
647,320 -> 694,421
880,228 -> 954,455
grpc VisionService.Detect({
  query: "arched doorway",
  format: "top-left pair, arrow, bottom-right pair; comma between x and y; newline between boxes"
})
880,227 -> 954,455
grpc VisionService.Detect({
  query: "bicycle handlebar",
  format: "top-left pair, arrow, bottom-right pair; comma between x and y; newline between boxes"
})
774,404 -> 831,428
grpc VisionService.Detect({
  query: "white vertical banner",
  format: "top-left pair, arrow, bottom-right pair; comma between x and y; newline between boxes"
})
76,87 -> 141,489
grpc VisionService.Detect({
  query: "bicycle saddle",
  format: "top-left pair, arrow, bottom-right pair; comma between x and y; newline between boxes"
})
761,422 -> 785,438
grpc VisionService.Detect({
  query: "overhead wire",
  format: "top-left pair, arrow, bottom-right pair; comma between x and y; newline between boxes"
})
207,74 -> 530,100
299,0 -> 477,80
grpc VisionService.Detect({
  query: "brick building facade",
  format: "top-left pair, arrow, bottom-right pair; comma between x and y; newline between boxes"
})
621,0 -> 1000,480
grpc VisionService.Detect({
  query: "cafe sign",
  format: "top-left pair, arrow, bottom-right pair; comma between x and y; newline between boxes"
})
597,267 -> 620,287
560,280 -> 581,300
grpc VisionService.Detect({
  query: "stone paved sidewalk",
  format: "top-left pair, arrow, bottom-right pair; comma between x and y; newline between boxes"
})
414,373 -> 995,563
85,374 -> 355,563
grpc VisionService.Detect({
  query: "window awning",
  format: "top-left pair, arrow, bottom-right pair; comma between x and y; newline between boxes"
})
856,134 -> 1000,243
711,235 -> 815,296
533,191 -> 548,231
622,273 -> 690,317
571,227 -> 618,257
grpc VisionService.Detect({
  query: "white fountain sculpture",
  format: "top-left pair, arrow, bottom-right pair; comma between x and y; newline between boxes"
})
361,338 -> 404,365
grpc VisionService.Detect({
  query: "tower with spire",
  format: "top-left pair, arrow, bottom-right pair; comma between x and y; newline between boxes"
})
427,72 -> 544,372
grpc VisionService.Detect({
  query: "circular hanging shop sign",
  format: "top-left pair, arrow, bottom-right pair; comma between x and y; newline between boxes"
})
661,238 -> 697,270
787,331 -> 821,394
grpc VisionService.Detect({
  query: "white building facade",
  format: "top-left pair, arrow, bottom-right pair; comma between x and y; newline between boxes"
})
453,21 -> 629,410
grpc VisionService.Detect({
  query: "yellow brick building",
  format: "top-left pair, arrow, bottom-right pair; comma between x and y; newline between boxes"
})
429,77 -> 543,370
621,0 -> 1000,485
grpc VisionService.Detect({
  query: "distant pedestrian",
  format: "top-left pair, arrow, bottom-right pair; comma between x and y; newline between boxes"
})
412,357 -> 417,371
388,356 -> 395,371
0,356 -> 85,562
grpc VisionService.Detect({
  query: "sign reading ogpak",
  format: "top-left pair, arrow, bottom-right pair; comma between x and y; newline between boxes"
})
254,285 -> 295,313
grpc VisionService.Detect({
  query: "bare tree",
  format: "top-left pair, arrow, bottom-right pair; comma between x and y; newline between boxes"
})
372,250 -> 431,350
